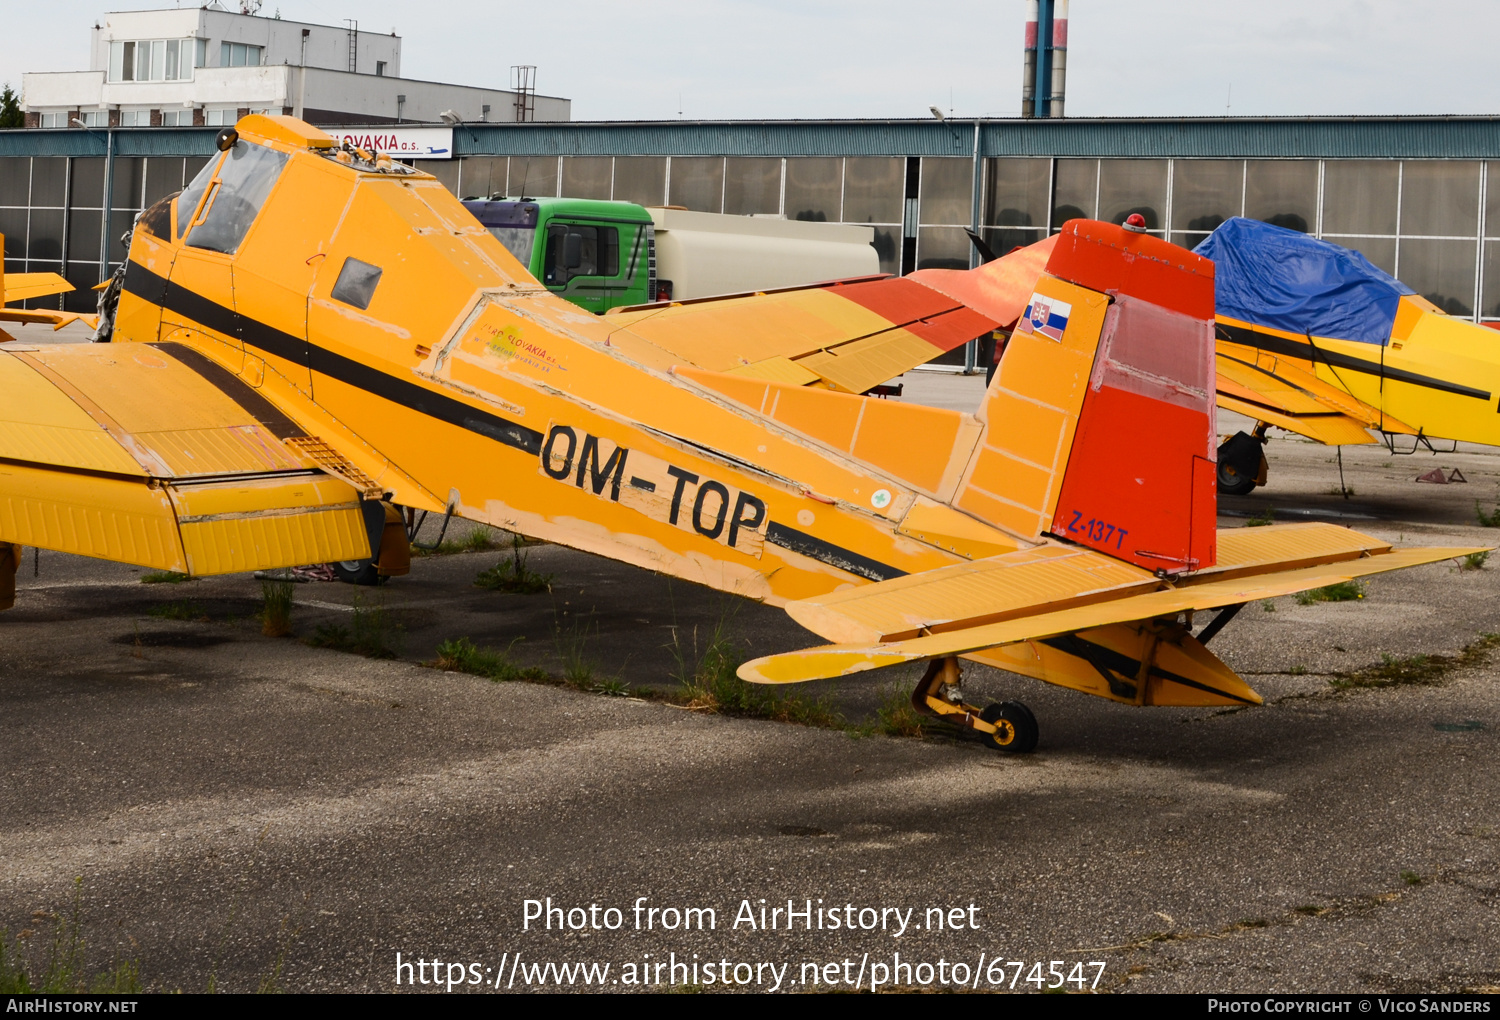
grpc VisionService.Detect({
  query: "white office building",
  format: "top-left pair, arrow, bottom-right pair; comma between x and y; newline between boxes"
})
22,4 -> 569,129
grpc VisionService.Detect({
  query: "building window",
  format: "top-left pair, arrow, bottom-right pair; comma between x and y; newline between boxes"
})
118,110 -> 146,127
204,109 -> 236,126
108,39 -> 194,82
77,111 -> 106,128
160,109 -> 189,127
375,61 -> 387,77
38,112 -> 60,128
220,42 -> 263,68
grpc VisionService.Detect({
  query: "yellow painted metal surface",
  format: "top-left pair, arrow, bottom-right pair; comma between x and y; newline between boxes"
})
967,622 -> 1263,708
170,476 -> 367,574
785,544 -> 1157,645
953,277 -> 1107,538
895,496 -> 1021,561
0,460 -> 187,571
3,272 -> 74,303
743,543 -> 1486,684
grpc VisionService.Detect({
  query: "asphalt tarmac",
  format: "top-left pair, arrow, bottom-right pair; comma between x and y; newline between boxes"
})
2,344 -> 1499,993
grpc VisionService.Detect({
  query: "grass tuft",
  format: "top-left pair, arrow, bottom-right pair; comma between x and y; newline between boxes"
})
1245,507 -> 1276,528
431,636 -> 549,682
1262,600 -> 1277,613
669,617 -> 843,728
1477,502 -> 1500,527
875,682 -> 929,737
1462,551 -> 1489,571
259,579 -> 294,638
1329,633 -> 1500,691
0,879 -> 141,994
148,600 -> 206,622
412,526 -> 508,557
140,570 -> 192,584
306,596 -> 402,658
1295,580 -> 1365,606
475,536 -> 553,594
1400,869 -> 1424,886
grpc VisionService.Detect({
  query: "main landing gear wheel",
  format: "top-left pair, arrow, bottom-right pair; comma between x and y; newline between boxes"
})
979,702 -> 1038,754
1216,460 -> 1257,496
332,558 -> 386,586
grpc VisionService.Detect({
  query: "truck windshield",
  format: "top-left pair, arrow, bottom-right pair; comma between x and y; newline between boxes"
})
462,200 -> 540,270
489,225 -> 536,267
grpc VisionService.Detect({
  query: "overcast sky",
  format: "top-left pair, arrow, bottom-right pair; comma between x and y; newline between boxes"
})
4,1 -> 1500,121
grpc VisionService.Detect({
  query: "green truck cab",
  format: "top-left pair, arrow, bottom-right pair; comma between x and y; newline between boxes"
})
461,196 -> 657,313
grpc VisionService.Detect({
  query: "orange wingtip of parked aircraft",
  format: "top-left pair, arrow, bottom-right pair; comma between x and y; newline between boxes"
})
0,116 -> 1483,751
0,235 -> 98,340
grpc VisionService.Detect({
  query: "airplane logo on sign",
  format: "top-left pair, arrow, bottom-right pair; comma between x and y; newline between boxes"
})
1020,293 -> 1072,342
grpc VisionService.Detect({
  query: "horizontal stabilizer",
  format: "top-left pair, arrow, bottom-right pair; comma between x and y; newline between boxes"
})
740,542 -> 1486,684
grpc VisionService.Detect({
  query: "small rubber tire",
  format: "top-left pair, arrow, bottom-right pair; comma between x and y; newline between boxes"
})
332,559 -> 385,586
1216,460 -> 1258,496
979,701 -> 1039,754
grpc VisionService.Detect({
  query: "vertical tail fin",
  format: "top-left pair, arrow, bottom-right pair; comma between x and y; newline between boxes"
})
952,220 -> 1218,573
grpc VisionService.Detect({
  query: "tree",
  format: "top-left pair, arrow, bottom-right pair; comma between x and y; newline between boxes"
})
0,84 -> 23,129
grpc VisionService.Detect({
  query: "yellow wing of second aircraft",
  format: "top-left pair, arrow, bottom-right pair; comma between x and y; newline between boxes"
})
0,234 -> 98,334
0,341 -> 377,574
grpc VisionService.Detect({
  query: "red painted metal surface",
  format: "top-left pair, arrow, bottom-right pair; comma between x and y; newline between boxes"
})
1046,220 -> 1215,320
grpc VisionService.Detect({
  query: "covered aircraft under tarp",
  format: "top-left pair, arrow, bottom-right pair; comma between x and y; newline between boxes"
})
1190,218 -> 1500,493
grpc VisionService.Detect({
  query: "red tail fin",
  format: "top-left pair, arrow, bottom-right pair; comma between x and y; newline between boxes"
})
1047,221 -> 1218,573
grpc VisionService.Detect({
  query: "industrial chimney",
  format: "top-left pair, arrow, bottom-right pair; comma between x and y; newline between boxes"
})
1021,0 -> 1067,118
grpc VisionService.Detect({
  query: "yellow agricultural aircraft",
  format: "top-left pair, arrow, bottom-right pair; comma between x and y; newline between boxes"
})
1194,218 -> 1500,494
0,117 -> 1482,751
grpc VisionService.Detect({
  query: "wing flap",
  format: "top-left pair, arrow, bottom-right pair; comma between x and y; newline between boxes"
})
742,543 -> 1486,683
4,272 -> 75,304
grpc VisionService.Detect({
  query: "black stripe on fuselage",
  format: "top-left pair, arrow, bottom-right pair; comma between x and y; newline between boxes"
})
123,259 -> 908,583
150,341 -> 306,440
1217,322 -> 1492,402
765,523 -> 906,582
124,261 -> 543,456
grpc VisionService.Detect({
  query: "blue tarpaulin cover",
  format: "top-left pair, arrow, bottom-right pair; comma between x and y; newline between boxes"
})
1193,217 -> 1413,346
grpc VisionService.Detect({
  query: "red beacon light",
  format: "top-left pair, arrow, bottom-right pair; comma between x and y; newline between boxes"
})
1122,213 -> 1148,234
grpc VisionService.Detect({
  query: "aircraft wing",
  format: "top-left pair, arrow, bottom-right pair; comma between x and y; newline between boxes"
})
740,522 -> 1484,685
4,271 -> 75,303
601,238 -> 1055,394
0,341 -> 376,574
1215,320 -> 1417,443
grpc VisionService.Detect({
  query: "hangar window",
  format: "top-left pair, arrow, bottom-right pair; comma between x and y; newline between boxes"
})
181,141 -> 289,253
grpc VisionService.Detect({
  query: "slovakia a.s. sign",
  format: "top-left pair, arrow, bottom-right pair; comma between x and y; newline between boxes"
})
334,126 -> 453,159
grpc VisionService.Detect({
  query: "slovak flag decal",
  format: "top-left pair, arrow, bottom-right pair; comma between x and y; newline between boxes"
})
1018,293 -> 1072,342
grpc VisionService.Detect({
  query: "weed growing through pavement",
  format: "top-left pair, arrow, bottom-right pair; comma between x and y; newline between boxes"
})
668,611 -> 843,728
259,579 -> 294,638
1462,551 -> 1489,571
554,607 -> 608,685
475,536 -> 553,593
140,570 -> 193,584
1327,633 -> 1500,692
1262,600 -> 1277,612
411,525 -> 506,557
1295,580 -> 1365,606
306,596 -> 402,658
431,636 -> 549,682
1400,870 -> 1425,886
1477,502 -> 1500,527
147,600 -> 207,622
875,682 -> 929,737
1245,507 -> 1276,527
0,879 -> 141,994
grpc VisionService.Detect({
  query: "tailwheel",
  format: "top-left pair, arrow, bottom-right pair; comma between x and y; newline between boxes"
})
979,702 -> 1038,754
